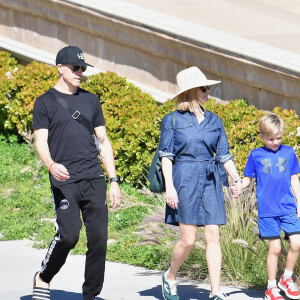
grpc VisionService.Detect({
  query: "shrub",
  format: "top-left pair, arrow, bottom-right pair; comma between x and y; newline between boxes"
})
0,52 -> 20,133
2,61 -> 58,133
81,71 -> 164,184
205,99 -> 300,173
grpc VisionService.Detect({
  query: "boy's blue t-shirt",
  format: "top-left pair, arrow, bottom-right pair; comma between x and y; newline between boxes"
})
244,144 -> 300,218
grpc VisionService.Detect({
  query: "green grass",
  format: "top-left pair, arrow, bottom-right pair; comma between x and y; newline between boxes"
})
0,135 -> 54,241
0,135 -> 169,269
2,135 -> 299,289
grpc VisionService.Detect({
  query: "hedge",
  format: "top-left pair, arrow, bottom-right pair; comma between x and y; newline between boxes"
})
0,51 -> 19,132
205,100 -> 300,174
81,72 -> 165,183
0,51 -> 299,185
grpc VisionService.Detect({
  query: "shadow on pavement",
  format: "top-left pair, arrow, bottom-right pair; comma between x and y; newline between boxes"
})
139,284 -> 210,299
20,290 -> 104,300
227,289 -> 264,299
139,284 -> 265,299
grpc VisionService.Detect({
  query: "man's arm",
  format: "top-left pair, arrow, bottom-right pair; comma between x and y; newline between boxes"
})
34,128 -> 69,181
94,126 -> 120,209
291,174 -> 300,217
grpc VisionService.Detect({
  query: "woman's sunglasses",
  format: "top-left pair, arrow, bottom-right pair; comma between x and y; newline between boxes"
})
199,86 -> 210,93
71,65 -> 87,72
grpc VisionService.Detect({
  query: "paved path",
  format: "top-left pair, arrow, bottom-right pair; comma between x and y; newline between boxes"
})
0,240 -> 264,299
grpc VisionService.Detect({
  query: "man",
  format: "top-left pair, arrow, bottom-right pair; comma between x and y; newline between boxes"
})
32,45 -> 121,300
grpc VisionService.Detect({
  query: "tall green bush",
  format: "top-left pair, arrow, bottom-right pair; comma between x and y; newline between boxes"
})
0,52 -> 20,132
205,99 -> 300,173
81,72 -> 164,184
2,61 -> 58,133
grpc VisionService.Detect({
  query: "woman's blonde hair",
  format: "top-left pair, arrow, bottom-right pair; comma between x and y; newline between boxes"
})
176,87 -> 202,113
259,113 -> 284,137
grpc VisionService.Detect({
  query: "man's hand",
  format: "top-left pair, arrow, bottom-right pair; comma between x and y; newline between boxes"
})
109,182 -> 121,209
50,163 -> 70,181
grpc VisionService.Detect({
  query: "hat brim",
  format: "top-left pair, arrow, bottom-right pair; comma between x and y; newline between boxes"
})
172,79 -> 221,100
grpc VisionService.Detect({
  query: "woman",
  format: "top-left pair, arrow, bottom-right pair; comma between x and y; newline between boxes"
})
159,66 -> 242,300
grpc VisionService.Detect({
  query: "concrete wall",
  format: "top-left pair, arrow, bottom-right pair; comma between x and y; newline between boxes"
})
0,0 -> 300,112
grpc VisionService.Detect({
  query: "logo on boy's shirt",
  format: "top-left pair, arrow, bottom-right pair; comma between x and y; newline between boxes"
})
261,157 -> 287,173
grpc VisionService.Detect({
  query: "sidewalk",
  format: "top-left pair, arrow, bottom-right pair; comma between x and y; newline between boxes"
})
0,240 -> 264,299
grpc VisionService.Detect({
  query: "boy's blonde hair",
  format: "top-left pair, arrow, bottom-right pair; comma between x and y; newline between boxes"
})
259,113 -> 284,137
176,87 -> 202,113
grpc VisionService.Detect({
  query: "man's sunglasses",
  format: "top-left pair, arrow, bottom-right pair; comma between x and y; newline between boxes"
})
70,65 -> 87,72
199,86 -> 210,93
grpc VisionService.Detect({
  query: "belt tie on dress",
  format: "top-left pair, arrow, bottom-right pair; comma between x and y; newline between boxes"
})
206,157 -> 229,187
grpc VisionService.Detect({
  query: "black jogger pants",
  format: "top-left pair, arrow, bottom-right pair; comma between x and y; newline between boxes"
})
39,178 -> 108,300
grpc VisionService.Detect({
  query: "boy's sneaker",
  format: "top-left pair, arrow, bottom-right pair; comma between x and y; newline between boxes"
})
278,276 -> 300,299
209,292 -> 228,299
161,273 -> 179,300
264,287 -> 284,300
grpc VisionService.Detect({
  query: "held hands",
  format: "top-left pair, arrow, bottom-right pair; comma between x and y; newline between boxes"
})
49,162 -> 70,181
231,181 -> 242,198
166,185 -> 179,209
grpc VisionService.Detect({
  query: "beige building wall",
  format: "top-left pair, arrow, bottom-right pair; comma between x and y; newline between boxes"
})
0,0 -> 300,112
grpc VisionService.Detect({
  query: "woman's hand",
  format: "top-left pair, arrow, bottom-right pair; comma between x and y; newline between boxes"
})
166,185 -> 179,209
161,157 -> 178,208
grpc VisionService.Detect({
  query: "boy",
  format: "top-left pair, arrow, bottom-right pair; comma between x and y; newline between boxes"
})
240,113 -> 300,300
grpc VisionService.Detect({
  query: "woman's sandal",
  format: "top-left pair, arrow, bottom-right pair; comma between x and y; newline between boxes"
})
32,271 -> 50,299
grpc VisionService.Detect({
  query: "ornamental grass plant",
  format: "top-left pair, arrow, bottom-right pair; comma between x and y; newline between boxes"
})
220,184 -> 268,287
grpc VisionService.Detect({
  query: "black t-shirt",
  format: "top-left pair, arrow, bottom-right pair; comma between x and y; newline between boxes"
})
32,87 -> 105,187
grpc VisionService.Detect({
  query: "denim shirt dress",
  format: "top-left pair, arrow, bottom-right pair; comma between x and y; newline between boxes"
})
159,110 -> 233,226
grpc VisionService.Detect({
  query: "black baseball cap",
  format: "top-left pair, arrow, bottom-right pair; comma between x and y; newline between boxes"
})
55,45 -> 93,67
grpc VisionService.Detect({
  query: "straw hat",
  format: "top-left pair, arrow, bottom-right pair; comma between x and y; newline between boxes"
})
173,66 -> 221,99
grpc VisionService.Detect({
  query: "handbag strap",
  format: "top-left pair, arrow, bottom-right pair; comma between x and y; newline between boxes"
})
47,90 -> 94,135
171,111 -> 176,129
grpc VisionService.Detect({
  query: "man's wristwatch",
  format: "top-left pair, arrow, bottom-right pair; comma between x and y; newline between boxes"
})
109,176 -> 121,184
